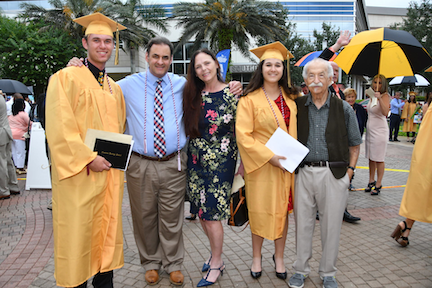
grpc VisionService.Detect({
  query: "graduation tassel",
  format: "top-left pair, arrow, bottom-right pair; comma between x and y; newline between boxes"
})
287,59 -> 292,88
115,24 -> 119,65
178,154 -> 181,172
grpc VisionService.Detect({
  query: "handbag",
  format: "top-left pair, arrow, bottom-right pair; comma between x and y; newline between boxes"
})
229,187 -> 249,226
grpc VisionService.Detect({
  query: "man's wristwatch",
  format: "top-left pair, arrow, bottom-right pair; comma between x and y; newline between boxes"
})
348,166 -> 355,172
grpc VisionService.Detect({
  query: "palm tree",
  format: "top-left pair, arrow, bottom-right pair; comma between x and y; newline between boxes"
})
19,0 -> 105,39
103,0 -> 168,74
20,0 -> 168,74
172,0 -> 290,58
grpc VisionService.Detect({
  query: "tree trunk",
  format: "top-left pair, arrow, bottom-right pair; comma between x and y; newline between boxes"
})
218,28 -> 233,51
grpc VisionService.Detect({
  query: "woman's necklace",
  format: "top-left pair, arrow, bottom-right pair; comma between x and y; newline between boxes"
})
262,86 -> 284,127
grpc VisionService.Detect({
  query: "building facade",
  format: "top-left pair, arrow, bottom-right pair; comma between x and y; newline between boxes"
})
367,6 -> 407,30
1,0 -> 371,96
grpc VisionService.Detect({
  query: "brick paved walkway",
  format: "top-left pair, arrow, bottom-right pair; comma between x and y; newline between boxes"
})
1,136 -> 431,287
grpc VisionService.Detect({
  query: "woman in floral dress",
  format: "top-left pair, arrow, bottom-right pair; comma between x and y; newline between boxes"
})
183,48 -> 238,287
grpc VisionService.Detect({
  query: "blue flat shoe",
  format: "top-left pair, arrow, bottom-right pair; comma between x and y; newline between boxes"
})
197,263 -> 225,287
201,254 -> 212,272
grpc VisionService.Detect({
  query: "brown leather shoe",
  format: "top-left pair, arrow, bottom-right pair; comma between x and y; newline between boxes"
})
169,270 -> 184,286
145,269 -> 160,286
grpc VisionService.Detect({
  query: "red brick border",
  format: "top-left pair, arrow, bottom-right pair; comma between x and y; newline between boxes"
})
0,206 -> 53,287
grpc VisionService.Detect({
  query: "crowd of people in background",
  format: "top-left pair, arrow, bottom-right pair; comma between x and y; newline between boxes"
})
0,91 -> 47,175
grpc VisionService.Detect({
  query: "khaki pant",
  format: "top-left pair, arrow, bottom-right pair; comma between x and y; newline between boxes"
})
0,141 -> 19,196
293,165 -> 349,277
126,151 -> 187,273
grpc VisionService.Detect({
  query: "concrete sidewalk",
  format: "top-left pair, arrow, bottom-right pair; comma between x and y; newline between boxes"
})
1,136 -> 431,288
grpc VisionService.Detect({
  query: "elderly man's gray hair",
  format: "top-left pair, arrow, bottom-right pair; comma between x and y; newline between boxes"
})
302,58 -> 333,80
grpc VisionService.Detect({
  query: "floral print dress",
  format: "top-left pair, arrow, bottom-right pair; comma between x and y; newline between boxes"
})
187,87 -> 238,221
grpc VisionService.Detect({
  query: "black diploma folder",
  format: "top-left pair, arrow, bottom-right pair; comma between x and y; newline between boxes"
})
93,138 -> 131,170
85,129 -> 134,171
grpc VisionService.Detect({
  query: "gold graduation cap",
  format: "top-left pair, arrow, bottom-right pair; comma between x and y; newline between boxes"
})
74,13 -> 127,65
250,41 -> 294,87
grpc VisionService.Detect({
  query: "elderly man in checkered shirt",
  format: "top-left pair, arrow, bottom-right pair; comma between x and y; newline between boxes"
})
288,57 -> 362,288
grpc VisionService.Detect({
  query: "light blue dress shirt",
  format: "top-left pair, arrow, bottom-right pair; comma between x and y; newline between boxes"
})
390,98 -> 405,115
118,71 -> 187,156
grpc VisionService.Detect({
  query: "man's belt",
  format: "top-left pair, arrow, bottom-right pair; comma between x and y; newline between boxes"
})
301,161 -> 348,168
133,151 -> 178,162
391,113 -> 400,116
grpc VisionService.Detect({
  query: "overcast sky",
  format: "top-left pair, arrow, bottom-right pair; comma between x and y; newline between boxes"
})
155,0 -> 416,9
365,0 -> 415,8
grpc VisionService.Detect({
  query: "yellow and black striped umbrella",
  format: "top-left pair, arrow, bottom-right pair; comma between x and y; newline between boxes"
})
334,28 -> 432,78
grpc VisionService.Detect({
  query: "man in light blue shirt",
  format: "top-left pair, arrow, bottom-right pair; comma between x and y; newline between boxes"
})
118,37 -> 241,286
118,37 -> 187,286
119,58 -> 187,157
389,91 -> 405,142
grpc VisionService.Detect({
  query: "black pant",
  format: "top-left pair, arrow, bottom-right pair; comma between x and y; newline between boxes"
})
74,271 -> 113,288
389,113 -> 401,140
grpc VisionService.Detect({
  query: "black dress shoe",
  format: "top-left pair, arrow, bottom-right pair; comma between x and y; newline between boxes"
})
250,270 -> 262,279
250,256 -> 262,279
185,214 -> 196,220
272,255 -> 287,280
343,209 -> 360,223
394,139 -> 400,142
365,181 -> 376,192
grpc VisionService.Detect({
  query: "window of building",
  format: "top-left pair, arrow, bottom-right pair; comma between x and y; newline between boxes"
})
171,42 -> 208,77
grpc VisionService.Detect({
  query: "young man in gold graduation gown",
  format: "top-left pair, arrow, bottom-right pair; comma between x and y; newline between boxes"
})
45,13 -> 127,288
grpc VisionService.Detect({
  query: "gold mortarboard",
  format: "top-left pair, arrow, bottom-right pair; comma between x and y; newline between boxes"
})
250,41 -> 294,62
250,41 -> 294,87
74,13 -> 127,65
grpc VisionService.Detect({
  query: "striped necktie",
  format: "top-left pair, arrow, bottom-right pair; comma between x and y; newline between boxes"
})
154,79 -> 166,157
98,72 -> 104,88
397,99 -> 401,115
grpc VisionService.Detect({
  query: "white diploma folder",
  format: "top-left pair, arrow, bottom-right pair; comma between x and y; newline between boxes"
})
265,127 -> 309,173
365,87 -> 377,107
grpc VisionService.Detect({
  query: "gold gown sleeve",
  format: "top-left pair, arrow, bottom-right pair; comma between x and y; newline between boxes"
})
46,70 -> 97,180
236,95 -> 274,174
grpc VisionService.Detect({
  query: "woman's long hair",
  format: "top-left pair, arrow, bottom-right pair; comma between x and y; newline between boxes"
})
426,91 -> 432,106
243,60 -> 298,100
183,48 -> 224,139
408,92 -> 417,103
12,98 -> 25,116
372,74 -> 388,94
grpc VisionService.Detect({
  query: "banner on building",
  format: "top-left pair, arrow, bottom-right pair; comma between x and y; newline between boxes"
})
216,49 -> 230,81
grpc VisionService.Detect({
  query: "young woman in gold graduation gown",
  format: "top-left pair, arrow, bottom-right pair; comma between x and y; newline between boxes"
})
401,91 -> 419,142
236,42 -> 298,280
391,101 -> 432,247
